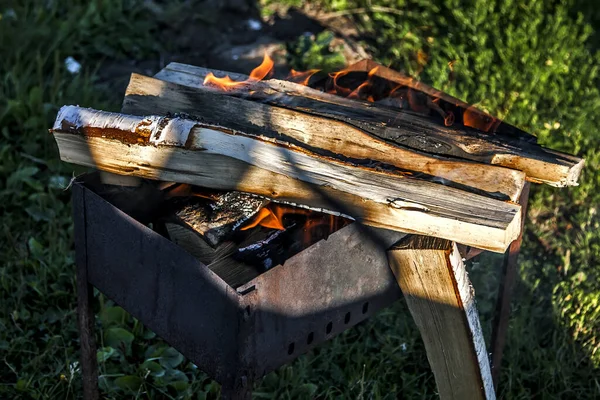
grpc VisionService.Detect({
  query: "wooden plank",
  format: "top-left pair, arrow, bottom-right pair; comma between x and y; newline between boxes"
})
127,73 -> 525,202
387,235 -> 495,400
156,62 -> 583,187
51,106 -> 522,252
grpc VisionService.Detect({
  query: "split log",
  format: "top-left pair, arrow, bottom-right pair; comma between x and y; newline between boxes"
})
127,73 -> 525,202
165,197 -> 267,288
164,192 -> 352,289
388,236 -> 495,400
163,191 -> 266,266
154,62 -> 584,187
51,105 -> 522,252
167,191 -> 268,247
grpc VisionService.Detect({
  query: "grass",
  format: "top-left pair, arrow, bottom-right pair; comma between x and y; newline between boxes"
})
1,0 -> 599,398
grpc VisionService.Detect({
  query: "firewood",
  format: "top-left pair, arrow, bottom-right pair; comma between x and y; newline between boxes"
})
388,236 -> 495,399
163,191 -> 266,266
165,222 -> 236,265
160,188 -> 274,286
167,191 -> 268,247
125,73 -> 525,202
51,105 -> 522,252
154,62 -> 583,188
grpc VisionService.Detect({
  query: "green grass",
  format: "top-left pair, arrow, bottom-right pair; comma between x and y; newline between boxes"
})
1,0 -> 599,398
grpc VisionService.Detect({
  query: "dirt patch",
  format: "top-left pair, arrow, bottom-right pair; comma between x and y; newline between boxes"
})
97,0 -> 369,101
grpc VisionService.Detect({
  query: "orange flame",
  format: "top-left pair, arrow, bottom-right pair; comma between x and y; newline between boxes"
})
327,66 -> 379,101
328,69 -> 353,97
287,68 -> 320,86
348,67 -> 379,100
241,205 -> 287,231
241,203 -> 350,248
203,53 -> 274,90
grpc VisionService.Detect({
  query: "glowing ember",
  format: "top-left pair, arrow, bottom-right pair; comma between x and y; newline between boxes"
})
444,112 -> 455,127
203,53 -> 274,90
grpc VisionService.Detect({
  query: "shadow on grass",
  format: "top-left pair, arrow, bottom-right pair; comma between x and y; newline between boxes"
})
5,0 -> 597,398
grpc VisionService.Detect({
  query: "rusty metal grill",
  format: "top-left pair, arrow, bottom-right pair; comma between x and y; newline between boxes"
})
73,174 -> 406,397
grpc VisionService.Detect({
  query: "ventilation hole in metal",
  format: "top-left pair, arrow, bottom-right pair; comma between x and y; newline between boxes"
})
345,312 -> 351,324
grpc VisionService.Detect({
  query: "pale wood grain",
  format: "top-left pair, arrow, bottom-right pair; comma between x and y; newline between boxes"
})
51,106 -> 522,252
388,235 -> 495,400
128,73 -> 525,201
156,62 -> 583,187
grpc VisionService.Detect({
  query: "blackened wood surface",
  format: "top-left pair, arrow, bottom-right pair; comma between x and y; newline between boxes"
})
347,59 -> 534,142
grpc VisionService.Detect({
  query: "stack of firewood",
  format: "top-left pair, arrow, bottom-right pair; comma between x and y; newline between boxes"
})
51,59 -> 583,262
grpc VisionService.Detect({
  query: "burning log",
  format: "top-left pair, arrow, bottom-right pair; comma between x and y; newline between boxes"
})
166,189 -> 269,247
51,105 -> 522,252
162,188 -> 352,288
125,73 -> 525,202
154,61 -> 583,188
163,189 -> 267,267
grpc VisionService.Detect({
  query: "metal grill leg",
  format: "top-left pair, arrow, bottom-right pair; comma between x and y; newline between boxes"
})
74,184 -> 100,400
221,377 -> 252,400
77,279 -> 100,400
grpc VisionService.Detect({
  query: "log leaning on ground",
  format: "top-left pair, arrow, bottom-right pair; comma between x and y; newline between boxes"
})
154,62 -> 584,188
51,105 -> 522,252
125,73 -> 525,202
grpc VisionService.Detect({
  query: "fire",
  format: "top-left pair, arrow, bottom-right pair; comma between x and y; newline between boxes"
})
240,203 -> 349,246
328,66 -> 379,100
328,69 -> 353,97
203,55 -> 502,134
203,53 -> 274,90
348,67 -> 379,100
241,205 -> 287,231
287,68 -> 320,86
